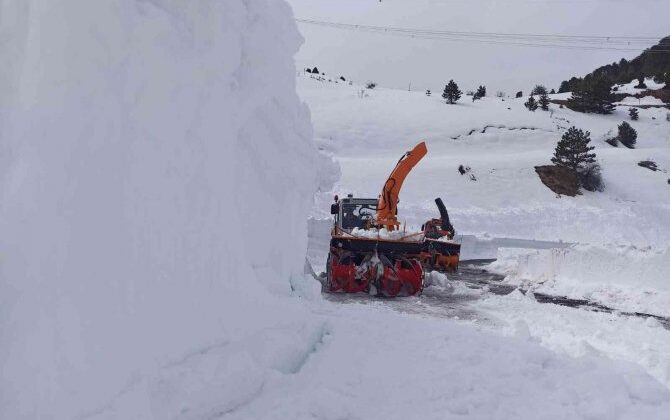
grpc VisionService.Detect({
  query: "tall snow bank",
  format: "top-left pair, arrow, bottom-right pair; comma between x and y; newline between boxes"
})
0,0 -> 317,418
488,245 -> 670,317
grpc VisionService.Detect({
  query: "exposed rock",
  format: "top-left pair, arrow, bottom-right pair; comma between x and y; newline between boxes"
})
535,165 -> 580,197
638,160 -> 658,171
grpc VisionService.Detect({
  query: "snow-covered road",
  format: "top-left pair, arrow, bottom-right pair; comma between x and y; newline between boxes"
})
308,219 -> 670,390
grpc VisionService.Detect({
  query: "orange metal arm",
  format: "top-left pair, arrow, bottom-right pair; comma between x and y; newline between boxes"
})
376,141 -> 428,230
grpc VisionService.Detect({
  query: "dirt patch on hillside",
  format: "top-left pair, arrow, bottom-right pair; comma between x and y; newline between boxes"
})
535,165 -> 579,197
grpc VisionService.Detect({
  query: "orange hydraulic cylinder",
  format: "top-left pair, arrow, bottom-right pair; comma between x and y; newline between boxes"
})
376,141 -> 428,230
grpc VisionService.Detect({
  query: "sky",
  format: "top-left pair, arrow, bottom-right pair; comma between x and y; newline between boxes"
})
287,0 -> 670,94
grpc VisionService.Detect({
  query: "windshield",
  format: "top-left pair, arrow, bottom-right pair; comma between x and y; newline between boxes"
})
341,202 -> 377,230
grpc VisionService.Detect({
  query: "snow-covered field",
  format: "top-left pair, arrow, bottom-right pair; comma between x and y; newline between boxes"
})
2,0 -> 670,418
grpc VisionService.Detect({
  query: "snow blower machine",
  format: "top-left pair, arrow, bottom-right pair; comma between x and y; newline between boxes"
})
326,141 -> 460,297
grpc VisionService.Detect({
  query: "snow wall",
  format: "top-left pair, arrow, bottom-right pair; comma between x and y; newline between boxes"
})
489,245 -> 670,316
0,1 -> 318,418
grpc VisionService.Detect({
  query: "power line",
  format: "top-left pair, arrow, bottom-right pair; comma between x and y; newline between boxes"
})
296,18 -> 670,53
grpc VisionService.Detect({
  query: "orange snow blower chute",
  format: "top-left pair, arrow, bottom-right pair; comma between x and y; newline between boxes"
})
376,141 -> 428,230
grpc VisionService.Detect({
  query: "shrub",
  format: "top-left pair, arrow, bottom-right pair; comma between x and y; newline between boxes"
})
366,81 -> 377,89
617,121 -> 637,148
578,163 -> 604,192
524,96 -> 538,111
629,107 -> 639,121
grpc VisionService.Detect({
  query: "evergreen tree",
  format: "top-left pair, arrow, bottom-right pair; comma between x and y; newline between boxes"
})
617,121 -> 637,148
312,66 -> 319,74
426,89 -> 432,96
634,76 -> 647,89
442,80 -> 462,104
476,85 -> 487,98
539,92 -> 550,111
566,76 -> 615,114
531,85 -> 548,96
524,95 -> 538,111
550,89 -> 556,94
664,73 -> 670,89
516,91 -> 523,98
629,107 -> 639,120
551,127 -> 596,171
558,81 -> 571,93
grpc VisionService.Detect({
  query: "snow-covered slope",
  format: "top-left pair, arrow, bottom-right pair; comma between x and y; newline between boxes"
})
0,1 -> 318,418
302,75 -> 670,248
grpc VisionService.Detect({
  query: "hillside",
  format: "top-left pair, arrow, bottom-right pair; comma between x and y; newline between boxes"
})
559,36 -> 670,93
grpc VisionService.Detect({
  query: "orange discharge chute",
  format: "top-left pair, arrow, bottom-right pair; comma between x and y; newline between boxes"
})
376,141 -> 428,230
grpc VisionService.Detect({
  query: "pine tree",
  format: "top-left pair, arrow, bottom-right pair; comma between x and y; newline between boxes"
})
664,73 -> 670,90
476,85 -> 487,98
551,127 -> 596,171
617,121 -> 637,148
426,89 -> 432,96
524,95 -> 538,111
634,76 -> 647,89
550,88 -> 556,94
629,107 -> 639,120
539,93 -> 550,111
516,91 -> 523,98
567,76 -> 615,114
442,80 -> 462,104
531,85 -> 548,96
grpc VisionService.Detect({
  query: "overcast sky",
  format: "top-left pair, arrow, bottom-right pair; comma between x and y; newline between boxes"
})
287,0 -> 670,93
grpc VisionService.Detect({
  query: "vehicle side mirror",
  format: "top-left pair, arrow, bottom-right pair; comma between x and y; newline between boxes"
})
330,203 -> 339,215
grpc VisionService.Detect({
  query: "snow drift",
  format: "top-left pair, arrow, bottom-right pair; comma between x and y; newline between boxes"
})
0,1 -> 317,418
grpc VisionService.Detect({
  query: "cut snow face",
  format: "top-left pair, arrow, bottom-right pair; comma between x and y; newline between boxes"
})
0,1 -> 317,418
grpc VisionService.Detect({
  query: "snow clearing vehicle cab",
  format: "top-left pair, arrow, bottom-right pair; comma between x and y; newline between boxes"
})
331,195 -> 378,232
